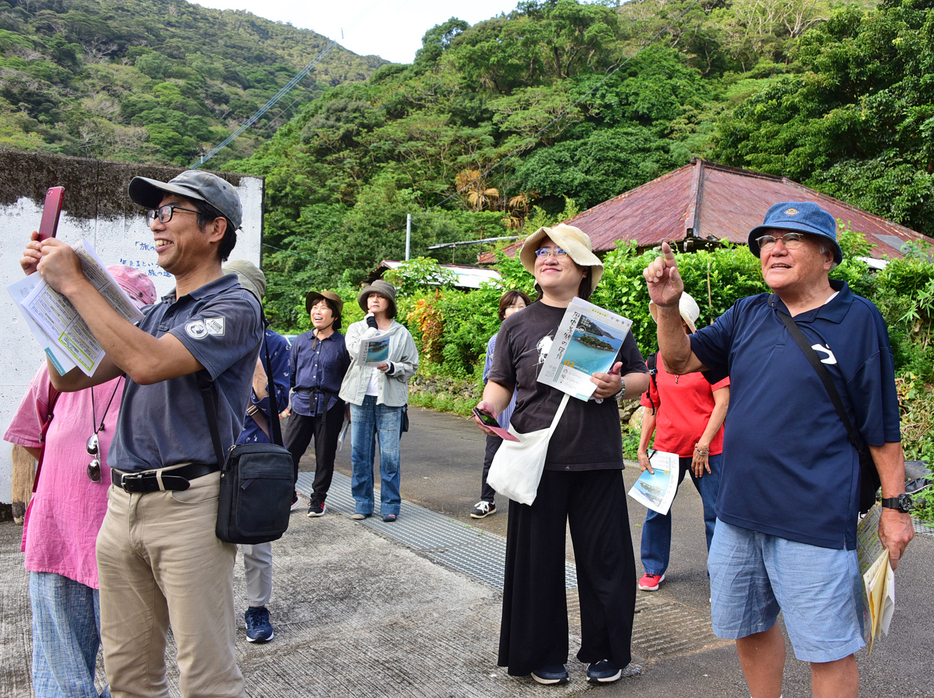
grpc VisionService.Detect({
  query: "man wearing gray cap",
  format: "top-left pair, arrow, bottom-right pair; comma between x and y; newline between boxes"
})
22,170 -> 262,697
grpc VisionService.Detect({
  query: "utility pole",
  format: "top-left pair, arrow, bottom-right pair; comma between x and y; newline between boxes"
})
405,213 -> 411,261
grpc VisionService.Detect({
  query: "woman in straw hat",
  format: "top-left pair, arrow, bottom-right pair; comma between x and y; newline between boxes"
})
474,224 -> 649,686
636,292 -> 730,593
283,290 -> 350,518
339,280 -> 419,522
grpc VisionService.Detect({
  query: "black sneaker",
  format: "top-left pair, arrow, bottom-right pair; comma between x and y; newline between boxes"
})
531,665 -> 569,685
244,606 -> 274,643
587,659 -> 622,683
470,501 -> 496,519
289,492 -> 302,512
307,500 -> 326,518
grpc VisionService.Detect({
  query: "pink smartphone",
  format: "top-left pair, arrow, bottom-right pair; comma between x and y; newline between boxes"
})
37,186 -> 65,240
473,407 -> 519,442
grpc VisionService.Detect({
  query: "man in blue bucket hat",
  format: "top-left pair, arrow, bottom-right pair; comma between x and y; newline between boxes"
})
644,201 -> 914,698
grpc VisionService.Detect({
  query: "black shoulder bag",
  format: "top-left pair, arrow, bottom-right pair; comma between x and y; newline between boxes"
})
773,297 -> 881,514
200,321 -> 295,544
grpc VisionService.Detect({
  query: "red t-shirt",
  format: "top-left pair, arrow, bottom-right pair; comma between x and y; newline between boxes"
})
640,354 -> 729,458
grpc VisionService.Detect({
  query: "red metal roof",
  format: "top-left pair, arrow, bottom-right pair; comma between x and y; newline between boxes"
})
483,159 -> 928,261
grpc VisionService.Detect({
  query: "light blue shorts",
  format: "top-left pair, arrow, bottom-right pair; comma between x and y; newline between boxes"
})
707,520 -> 865,663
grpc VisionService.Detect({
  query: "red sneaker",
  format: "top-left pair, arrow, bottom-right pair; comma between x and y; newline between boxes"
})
638,573 -> 665,591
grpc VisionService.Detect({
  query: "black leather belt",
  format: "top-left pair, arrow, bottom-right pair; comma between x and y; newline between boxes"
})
111,463 -> 219,493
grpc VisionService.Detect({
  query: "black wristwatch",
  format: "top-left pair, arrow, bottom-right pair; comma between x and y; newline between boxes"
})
881,494 -> 913,513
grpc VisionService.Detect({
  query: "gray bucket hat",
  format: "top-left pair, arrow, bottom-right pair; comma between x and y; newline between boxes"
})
222,259 -> 265,303
357,279 -> 397,316
128,170 -> 243,231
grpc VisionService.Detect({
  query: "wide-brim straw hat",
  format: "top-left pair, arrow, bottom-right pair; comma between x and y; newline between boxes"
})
357,279 -> 397,316
306,290 -> 344,317
649,291 -> 699,334
519,224 -> 604,293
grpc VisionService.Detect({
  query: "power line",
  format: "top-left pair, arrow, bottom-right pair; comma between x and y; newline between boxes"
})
191,40 -> 339,168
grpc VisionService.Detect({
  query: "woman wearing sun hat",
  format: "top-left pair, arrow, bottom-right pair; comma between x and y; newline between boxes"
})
473,224 -> 649,686
284,290 -> 350,518
339,279 -> 419,522
636,291 -> 730,593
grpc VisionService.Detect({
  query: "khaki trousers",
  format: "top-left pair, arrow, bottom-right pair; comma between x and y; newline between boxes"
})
97,471 -> 246,698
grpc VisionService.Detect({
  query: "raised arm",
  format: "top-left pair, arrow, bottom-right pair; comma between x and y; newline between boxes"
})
36,239 -> 203,385
643,242 -> 707,375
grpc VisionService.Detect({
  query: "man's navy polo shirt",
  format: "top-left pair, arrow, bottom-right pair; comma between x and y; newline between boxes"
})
690,281 -> 900,550
109,275 -> 263,473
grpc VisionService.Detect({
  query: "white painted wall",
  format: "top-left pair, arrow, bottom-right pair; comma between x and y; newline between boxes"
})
0,175 -> 263,503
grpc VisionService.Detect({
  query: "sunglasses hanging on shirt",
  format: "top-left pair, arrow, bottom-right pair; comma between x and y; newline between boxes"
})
86,379 -> 122,483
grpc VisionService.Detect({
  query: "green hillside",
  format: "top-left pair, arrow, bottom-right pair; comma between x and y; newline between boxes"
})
0,0 -> 386,165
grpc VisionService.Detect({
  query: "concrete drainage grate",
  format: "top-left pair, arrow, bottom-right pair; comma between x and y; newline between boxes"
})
297,472 -> 578,592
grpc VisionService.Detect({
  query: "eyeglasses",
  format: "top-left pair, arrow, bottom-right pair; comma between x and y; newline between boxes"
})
756,232 -> 809,253
146,204 -> 200,225
534,247 -> 568,259
85,433 -> 102,483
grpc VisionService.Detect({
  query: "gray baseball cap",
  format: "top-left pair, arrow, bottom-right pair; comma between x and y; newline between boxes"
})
128,170 -> 242,230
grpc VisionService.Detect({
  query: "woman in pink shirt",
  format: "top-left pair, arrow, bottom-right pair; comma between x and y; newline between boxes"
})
4,265 -> 155,698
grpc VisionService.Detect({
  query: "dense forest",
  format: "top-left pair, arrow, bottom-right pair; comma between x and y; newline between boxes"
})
4,0 -> 934,328
0,0 -> 385,165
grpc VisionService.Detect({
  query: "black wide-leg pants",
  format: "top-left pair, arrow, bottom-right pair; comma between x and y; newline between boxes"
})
284,403 -> 344,503
498,468 -> 636,676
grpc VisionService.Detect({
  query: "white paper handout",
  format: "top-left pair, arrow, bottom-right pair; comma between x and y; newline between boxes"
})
7,274 -> 77,376
15,239 -> 144,376
627,450 -> 679,515
357,329 -> 391,367
856,505 -> 896,652
537,297 -> 633,401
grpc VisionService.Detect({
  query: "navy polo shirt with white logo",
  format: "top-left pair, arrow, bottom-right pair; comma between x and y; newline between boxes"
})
690,280 -> 900,550
109,274 -> 263,473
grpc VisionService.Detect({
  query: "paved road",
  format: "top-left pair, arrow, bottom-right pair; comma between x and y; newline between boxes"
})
1,405 -> 931,697
326,406 -> 934,697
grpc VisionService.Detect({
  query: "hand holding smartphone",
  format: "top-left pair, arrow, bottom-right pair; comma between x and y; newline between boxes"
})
472,407 -> 519,442
38,186 -> 65,241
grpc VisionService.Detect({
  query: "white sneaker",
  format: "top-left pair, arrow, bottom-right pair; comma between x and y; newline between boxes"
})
470,501 -> 496,519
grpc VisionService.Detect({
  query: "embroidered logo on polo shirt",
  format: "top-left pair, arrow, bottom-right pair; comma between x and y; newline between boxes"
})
785,208 -> 799,216
185,320 -> 207,339
813,343 -> 837,365
205,317 -> 226,336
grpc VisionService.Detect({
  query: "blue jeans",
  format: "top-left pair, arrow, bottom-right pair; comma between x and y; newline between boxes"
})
640,453 -> 721,576
350,396 -> 403,517
29,571 -> 110,698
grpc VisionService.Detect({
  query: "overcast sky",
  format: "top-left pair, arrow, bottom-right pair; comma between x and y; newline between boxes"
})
190,0 -> 535,64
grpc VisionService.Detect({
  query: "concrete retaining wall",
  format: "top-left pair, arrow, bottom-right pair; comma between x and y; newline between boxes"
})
0,150 -> 264,504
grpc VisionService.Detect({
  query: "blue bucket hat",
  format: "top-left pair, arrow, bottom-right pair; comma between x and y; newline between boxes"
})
747,201 -> 842,265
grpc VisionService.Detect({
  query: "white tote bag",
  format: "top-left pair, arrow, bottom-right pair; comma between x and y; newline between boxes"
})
486,393 -> 570,506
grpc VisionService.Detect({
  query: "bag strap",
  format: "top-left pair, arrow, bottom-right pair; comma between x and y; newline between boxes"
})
771,295 -> 863,451
199,320 -> 284,467
548,393 -> 571,434
32,381 -> 62,494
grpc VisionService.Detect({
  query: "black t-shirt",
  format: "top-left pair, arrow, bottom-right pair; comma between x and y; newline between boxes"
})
489,300 -> 648,471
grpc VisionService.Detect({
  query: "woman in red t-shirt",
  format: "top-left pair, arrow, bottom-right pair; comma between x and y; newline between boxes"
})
636,291 -> 730,592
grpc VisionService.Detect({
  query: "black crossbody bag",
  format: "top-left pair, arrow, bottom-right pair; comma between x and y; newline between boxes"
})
200,321 -> 295,544
772,296 -> 881,514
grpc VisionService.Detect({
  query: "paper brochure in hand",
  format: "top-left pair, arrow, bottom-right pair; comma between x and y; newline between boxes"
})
358,329 -> 391,367
9,240 -> 144,377
537,297 -> 633,401
627,450 -> 679,515
856,505 -> 895,653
